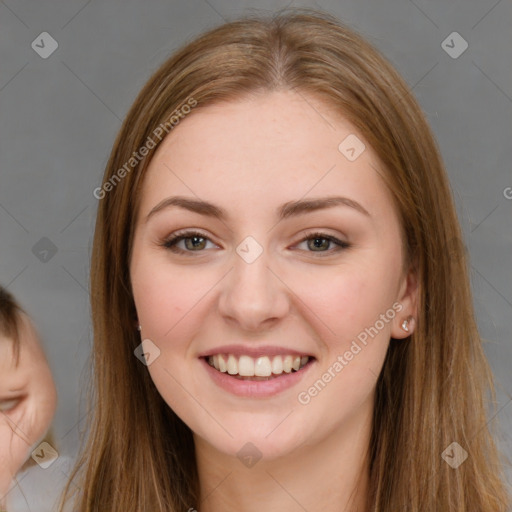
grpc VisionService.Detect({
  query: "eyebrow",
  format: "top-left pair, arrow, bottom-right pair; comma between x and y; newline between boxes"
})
145,195 -> 370,223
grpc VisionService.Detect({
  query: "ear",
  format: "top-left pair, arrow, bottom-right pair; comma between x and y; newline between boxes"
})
391,259 -> 419,339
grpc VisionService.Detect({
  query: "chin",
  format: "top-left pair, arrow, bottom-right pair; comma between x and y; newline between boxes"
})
192,412 -> 309,463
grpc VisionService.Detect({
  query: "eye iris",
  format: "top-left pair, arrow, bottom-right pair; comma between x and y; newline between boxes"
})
308,237 -> 329,251
185,236 -> 206,250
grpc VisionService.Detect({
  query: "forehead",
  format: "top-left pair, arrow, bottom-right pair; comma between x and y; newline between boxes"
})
0,343 -> 29,397
0,332 -> 20,377
138,90 -> 394,224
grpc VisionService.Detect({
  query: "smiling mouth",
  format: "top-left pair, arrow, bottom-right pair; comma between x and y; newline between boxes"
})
204,353 -> 313,381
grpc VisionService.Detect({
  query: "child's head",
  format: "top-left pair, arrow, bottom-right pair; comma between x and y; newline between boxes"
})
0,286 -> 57,503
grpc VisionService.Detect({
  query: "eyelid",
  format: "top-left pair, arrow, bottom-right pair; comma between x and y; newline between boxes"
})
161,229 -> 219,252
0,396 -> 24,413
293,230 -> 350,255
295,228 -> 348,243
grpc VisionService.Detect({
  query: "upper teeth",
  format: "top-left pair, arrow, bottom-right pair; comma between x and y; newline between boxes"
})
207,354 -> 310,377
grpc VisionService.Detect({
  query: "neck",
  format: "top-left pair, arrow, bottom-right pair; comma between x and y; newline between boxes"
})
194,397 -> 373,512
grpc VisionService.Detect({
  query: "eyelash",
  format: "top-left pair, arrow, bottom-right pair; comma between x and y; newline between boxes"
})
161,230 -> 350,256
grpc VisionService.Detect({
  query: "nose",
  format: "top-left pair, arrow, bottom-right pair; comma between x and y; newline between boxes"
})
217,245 -> 290,332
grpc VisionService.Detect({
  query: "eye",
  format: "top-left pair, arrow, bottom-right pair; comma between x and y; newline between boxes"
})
0,397 -> 22,413
294,232 -> 350,255
160,230 -> 350,256
162,230 -> 218,254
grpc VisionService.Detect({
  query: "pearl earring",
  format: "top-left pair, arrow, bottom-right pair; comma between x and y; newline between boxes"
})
137,325 -> 142,332
401,319 -> 410,332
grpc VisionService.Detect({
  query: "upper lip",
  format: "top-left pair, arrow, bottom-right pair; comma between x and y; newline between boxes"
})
198,344 -> 315,359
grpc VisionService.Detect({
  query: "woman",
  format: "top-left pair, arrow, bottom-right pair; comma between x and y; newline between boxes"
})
61,9 -> 510,511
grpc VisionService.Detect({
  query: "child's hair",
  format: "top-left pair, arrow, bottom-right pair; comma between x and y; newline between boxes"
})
0,285 -> 25,365
60,8 -> 510,512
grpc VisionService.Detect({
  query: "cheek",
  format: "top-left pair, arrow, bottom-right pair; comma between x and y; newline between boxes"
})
0,414 -> 32,475
32,369 -> 57,437
292,271 -> 394,426
293,264 -> 397,348
131,255 -> 208,342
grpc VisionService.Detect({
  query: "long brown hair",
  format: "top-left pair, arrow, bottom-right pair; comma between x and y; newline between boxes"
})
60,9 -> 510,511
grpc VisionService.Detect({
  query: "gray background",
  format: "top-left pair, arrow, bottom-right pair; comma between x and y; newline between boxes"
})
1,0 -> 511,494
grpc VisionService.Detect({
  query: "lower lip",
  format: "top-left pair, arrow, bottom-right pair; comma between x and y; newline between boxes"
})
200,357 -> 315,398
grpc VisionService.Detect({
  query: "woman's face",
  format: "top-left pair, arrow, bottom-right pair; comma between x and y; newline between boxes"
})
130,90 -> 416,460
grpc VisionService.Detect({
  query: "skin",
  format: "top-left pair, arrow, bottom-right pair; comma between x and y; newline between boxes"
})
130,90 -> 418,512
0,313 -> 57,507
